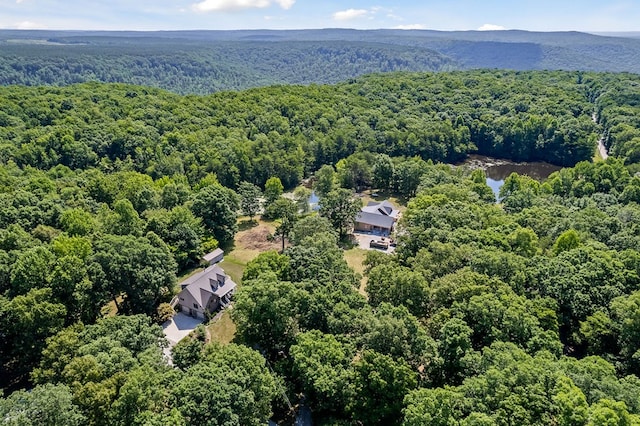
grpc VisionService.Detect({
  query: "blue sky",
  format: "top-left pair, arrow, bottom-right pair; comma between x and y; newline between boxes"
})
1,0 -> 639,32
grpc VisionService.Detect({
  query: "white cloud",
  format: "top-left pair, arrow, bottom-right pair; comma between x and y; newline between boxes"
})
16,20 -> 44,29
395,24 -> 426,30
192,0 -> 295,13
332,8 -> 369,21
477,23 -> 506,31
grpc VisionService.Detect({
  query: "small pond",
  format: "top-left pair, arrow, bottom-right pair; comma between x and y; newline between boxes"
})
462,155 -> 562,200
308,191 -> 320,211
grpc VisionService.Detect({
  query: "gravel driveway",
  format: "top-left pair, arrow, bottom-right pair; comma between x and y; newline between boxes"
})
352,232 -> 396,253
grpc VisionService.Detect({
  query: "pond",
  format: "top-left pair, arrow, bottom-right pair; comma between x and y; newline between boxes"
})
462,155 -> 562,200
308,191 -> 320,211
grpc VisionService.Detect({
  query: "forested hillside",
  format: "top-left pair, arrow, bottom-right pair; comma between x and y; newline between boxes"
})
0,69 -> 611,188
1,70 -> 640,424
2,29 -> 640,94
0,38 -> 454,94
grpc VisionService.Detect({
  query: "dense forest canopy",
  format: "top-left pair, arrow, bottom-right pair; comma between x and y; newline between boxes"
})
1,69 -> 630,190
1,69 -> 640,424
2,29 -> 640,94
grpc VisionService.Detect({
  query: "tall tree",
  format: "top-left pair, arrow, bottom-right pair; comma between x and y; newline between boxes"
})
314,165 -> 336,198
89,233 -> 177,315
237,181 -> 262,223
372,153 -> 395,191
271,198 -> 298,252
191,184 -> 240,244
171,344 -> 277,426
264,176 -> 284,206
0,288 -> 66,388
319,188 -> 362,240
104,199 -> 144,236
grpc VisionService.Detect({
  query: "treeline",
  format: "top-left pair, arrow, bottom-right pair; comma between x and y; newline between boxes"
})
0,40 -> 454,94
596,73 -> 640,171
231,158 -> 640,424
0,70 -> 615,190
4,29 -> 640,95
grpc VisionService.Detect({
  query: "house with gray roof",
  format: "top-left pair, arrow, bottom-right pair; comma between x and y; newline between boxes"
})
174,262 -> 236,319
354,200 -> 400,236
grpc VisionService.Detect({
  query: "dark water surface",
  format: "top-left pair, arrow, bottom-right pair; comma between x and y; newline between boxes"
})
463,155 -> 562,200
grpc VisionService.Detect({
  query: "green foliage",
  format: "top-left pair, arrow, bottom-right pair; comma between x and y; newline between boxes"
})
232,274 -> 306,357
90,233 -> 177,315
271,198 -> 298,252
191,184 -> 239,244
0,288 -> 67,386
172,343 -> 277,426
0,33 -> 456,94
314,165 -> 336,198
290,214 -> 337,246
145,206 -> 204,269
104,199 -> 143,236
347,350 -> 417,425
171,325 -> 207,370
366,263 -> 430,317
25,316 -> 276,425
264,176 -> 284,205
237,181 -> 262,221
610,291 -> 640,374
2,61 -> 640,426
553,229 -> 581,255
290,330 -> 354,416
60,208 -> 96,236
0,383 -> 86,426
319,188 -> 362,240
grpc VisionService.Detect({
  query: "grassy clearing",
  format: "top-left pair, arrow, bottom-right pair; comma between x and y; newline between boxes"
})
226,217 -> 279,264
219,256 -> 246,284
205,216 -> 280,344
344,247 -> 369,297
207,309 -> 237,345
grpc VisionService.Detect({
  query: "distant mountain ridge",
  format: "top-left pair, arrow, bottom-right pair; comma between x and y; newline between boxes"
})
1,28 -> 639,94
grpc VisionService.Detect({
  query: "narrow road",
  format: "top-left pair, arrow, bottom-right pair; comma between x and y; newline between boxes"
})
592,112 -> 609,160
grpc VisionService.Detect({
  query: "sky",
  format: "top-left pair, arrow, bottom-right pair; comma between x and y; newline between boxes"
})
1,0 -> 639,32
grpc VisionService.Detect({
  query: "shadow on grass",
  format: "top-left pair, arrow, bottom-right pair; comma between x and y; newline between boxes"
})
238,219 -> 259,232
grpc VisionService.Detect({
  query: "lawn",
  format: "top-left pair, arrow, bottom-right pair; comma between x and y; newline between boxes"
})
206,217 -> 281,344
343,247 -> 369,297
207,309 -> 237,345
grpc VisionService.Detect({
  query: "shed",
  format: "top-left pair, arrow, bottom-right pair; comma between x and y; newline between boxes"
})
203,248 -> 224,265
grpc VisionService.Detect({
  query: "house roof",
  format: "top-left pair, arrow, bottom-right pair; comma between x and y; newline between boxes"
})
179,264 -> 236,308
214,280 -> 236,297
355,199 -> 399,229
203,248 -> 224,263
361,200 -> 400,218
356,211 -> 395,229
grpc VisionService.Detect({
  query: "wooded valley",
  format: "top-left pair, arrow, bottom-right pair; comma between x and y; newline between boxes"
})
3,29 -> 640,94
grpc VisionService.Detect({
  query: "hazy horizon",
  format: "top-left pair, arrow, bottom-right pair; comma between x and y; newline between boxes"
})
1,0 -> 638,33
